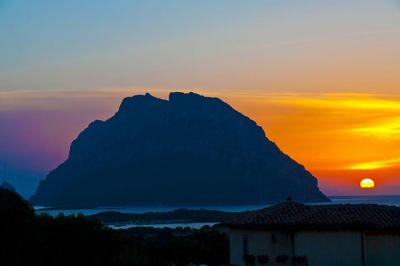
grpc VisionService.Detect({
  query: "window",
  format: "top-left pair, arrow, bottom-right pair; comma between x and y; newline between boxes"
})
243,235 -> 249,255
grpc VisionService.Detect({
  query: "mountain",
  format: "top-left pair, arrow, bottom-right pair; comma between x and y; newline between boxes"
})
30,92 -> 329,207
1,181 -> 16,192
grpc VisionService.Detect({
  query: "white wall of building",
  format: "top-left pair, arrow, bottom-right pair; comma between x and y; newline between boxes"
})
229,229 -> 291,266
229,229 -> 400,266
365,232 -> 400,266
295,231 -> 362,266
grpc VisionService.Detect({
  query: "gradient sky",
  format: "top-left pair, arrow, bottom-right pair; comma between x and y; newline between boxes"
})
1,0 -> 400,197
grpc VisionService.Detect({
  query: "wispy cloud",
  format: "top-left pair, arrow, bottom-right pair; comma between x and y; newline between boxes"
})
262,93 -> 400,140
268,93 -> 400,111
352,118 -> 400,139
347,157 -> 400,170
0,88 -> 164,111
0,87 -> 215,111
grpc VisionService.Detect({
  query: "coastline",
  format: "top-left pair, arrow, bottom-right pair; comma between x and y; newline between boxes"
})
34,195 -> 400,229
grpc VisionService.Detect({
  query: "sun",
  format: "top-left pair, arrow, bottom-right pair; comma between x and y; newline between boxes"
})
360,178 -> 375,189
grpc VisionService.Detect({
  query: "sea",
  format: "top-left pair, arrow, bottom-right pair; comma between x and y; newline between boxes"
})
35,195 -> 400,230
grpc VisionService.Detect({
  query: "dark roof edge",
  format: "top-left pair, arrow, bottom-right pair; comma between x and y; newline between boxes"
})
221,223 -> 400,232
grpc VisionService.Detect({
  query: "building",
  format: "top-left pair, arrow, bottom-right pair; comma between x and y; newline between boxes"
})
222,198 -> 400,266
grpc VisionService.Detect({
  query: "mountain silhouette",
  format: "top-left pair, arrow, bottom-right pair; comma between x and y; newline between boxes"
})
30,92 -> 329,207
1,181 -> 15,191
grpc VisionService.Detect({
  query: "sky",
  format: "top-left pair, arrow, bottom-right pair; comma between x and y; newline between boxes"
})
1,0 -> 400,197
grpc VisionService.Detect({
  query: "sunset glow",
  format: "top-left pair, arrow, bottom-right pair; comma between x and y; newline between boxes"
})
348,158 -> 400,170
1,0 -> 399,197
360,178 -> 375,189
352,119 -> 400,138
1,90 -> 400,196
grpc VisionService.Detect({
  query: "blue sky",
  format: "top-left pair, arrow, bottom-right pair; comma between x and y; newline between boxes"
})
2,0 -> 399,92
1,0 -> 400,197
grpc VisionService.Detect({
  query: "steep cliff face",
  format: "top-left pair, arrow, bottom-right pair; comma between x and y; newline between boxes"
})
30,92 -> 329,207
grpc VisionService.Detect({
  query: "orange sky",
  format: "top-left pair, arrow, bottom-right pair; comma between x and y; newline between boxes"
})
1,1 -> 400,196
224,92 -> 400,195
1,89 -> 399,196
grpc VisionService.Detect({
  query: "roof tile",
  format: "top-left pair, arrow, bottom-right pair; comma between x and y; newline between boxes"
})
224,200 -> 400,230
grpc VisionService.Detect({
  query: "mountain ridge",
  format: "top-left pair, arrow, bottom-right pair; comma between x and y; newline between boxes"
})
30,92 -> 329,208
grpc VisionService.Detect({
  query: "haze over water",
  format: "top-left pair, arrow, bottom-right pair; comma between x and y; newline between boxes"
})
37,195 -> 400,215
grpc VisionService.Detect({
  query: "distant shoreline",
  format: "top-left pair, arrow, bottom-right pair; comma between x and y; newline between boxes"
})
34,194 -> 400,212
33,195 -> 400,229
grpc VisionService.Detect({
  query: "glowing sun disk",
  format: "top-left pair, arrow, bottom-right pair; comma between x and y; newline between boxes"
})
360,178 -> 375,189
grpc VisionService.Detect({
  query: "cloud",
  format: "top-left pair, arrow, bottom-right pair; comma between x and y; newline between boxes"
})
268,93 -> 400,111
261,93 -> 400,140
347,157 -> 400,170
0,89 -> 144,111
0,87 -> 214,112
351,118 -> 400,139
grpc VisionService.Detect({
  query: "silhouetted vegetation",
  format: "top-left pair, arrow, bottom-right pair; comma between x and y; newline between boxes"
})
0,188 -> 229,266
118,226 -> 229,266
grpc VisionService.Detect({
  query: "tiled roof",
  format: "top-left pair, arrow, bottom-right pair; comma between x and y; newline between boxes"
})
223,199 -> 400,230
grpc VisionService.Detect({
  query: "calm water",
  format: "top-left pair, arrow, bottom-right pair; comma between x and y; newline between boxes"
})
329,195 -> 400,206
35,195 -> 400,229
110,222 -> 217,230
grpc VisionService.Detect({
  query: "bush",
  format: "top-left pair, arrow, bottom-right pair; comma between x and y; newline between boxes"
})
276,255 -> 289,263
0,188 -> 123,266
243,254 -> 256,263
0,189 -> 229,266
293,256 -> 308,263
258,255 -> 269,264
